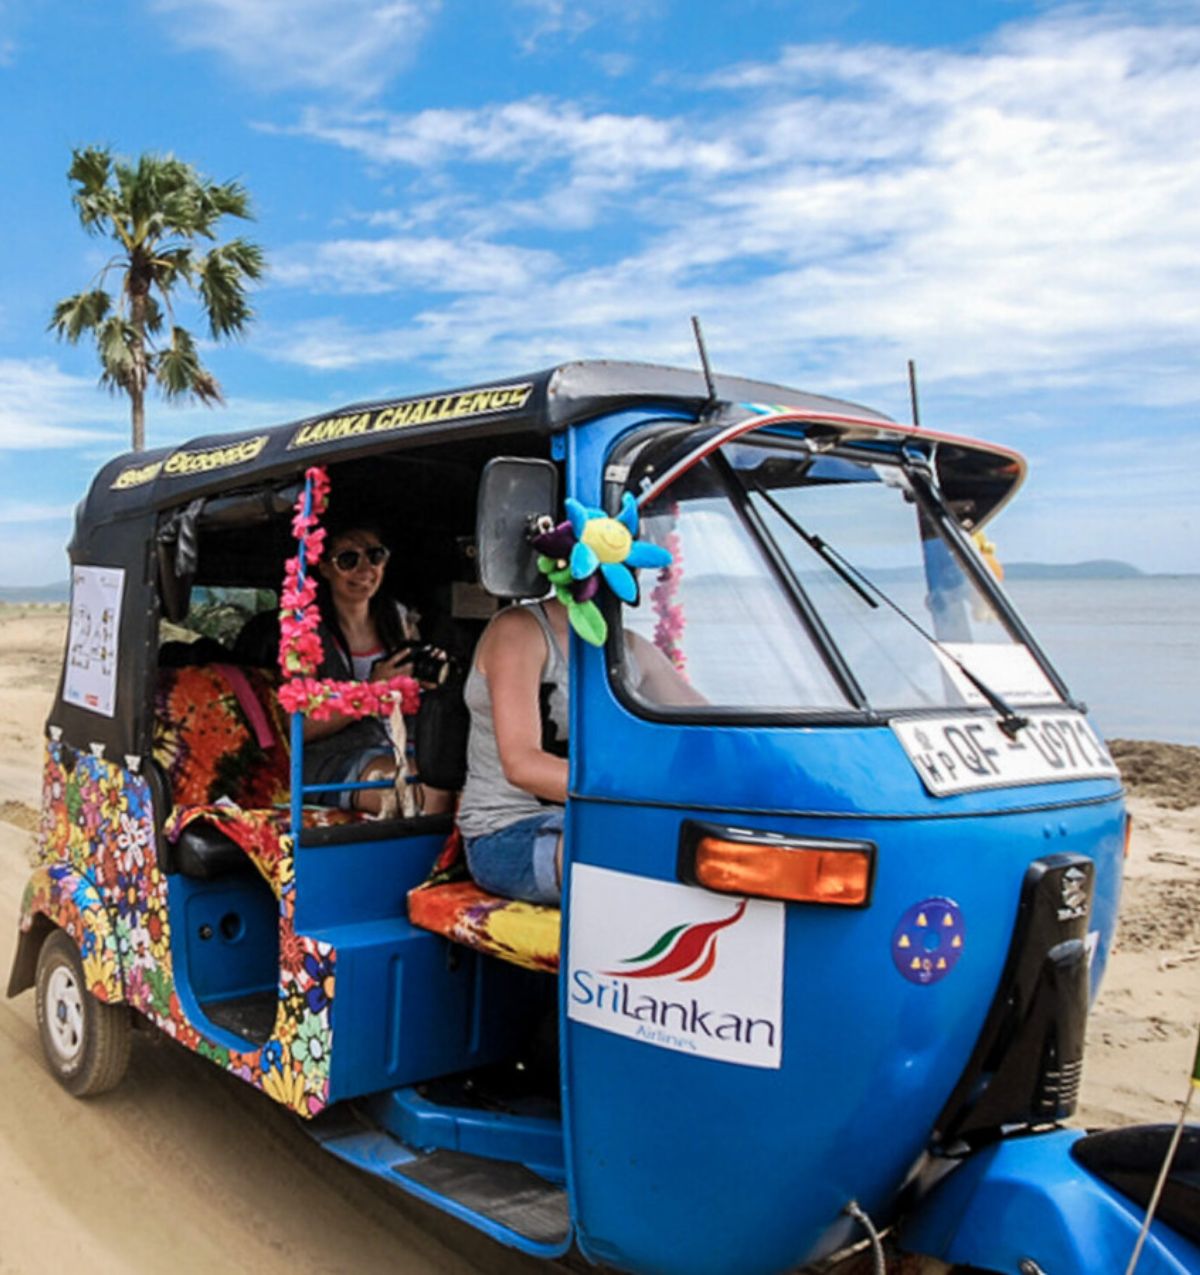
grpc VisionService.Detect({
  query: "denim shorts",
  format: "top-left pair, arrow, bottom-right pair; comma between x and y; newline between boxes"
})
465,810 -> 564,905
319,746 -> 393,810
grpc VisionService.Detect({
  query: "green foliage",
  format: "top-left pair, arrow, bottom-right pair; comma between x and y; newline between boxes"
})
49,146 -> 267,449
182,587 -> 277,645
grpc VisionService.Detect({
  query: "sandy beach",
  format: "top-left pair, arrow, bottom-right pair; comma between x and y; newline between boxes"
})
0,604 -> 1196,1272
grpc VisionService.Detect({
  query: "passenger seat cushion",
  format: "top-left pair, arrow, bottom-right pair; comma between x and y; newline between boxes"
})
407,880 -> 560,974
154,664 -> 291,808
165,804 -> 360,896
407,828 -> 560,973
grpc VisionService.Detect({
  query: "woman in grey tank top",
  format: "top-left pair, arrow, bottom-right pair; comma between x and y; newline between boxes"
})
458,599 -> 569,904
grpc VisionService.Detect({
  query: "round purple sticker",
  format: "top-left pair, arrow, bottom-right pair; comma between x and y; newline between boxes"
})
892,897 -> 965,985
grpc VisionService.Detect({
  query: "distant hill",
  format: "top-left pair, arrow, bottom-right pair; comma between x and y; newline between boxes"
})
0,582 -> 70,603
1003,560 -> 1144,581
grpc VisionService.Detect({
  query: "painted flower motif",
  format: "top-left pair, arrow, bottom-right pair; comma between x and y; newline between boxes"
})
279,925 -> 305,972
196,1039 -> 232,1068
262,1063 -> 308,1112
177,1022 -> 201,1051
292,1014 -> 331,1080
274,1008 -> 300,1047
146,907 -> 171,961
125,921 -> 156,972
97,771 -> 128,823
116,811 -> 150,870
301,949 -> 335,1014
124,963 -> 148,1006
260,1039 -> 285,1074
116,880 -> 140,921
110,907 -> 130,947
83,950 -> 112,1000
35,711 -> 338,1121
97,849 -> 122,891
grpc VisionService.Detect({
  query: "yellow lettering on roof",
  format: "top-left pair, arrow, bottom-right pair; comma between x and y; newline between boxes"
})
287,383 -> 534,449
110,460 -> 164,490
162,436 -> 268,477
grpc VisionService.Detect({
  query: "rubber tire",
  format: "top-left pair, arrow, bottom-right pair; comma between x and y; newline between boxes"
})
34,929 -> 131,1097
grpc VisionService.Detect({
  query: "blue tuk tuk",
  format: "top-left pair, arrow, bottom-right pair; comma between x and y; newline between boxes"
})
8,362 -> 1198,1273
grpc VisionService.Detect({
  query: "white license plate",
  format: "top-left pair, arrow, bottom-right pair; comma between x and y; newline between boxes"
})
891,710 -> 1120,797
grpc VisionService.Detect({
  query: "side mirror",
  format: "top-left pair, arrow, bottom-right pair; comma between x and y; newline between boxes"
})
476,457 -> 559,598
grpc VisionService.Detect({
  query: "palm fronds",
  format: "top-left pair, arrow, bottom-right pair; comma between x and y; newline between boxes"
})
50,145 -> 266,449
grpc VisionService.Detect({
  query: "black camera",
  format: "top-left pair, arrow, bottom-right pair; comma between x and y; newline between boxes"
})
385,642 -> 452,687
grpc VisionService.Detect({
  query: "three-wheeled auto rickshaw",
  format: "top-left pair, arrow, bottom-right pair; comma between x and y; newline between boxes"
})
9,361 -> 1199,1274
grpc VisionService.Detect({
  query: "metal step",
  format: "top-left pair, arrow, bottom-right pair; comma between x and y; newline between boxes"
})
307,1106 -> 571,1256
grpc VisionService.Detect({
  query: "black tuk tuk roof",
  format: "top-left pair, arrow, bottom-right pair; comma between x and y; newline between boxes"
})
79,360 -> 1024,530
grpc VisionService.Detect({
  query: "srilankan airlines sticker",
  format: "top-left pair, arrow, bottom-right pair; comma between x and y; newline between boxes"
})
567,864 -> 784,1068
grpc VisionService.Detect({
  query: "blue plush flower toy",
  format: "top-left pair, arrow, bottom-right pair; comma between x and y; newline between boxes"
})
531,494 -> 673,645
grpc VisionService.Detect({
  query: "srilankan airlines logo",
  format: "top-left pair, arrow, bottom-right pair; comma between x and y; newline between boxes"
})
570,890 -> 782,1064
604,900 -> 748,982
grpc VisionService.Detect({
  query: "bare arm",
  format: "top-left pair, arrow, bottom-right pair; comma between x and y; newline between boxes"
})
625,631 -> 708,706
481,608 -> 569,804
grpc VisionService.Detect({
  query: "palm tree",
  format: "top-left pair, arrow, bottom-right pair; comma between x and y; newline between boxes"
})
50,147 -> 266,452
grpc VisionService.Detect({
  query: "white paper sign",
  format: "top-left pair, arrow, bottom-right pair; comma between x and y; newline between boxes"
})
568,864 -> 785,1069
936,642 -> 1059,707
63,565 -> 125,717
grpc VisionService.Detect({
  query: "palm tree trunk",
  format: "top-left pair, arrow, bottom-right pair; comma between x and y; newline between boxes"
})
129,286 -> 149,452
130,384 -> 145,452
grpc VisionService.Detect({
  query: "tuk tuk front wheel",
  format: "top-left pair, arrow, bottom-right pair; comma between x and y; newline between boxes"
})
34,930 -> 130,1097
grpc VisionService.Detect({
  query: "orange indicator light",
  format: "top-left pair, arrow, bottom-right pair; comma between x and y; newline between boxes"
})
692,835 -> 873,906
1123,813 -> 1134,859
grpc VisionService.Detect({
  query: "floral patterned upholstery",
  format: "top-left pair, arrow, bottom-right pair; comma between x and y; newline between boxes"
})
407,829 -> 561,973
154,664 -> 291,808
154,664 -> 361,895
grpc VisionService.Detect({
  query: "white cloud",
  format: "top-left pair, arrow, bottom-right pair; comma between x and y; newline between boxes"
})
291,99 -> 741,183
0,359 -> 125,450
0,357 -> 327,454
150,0 -> 439,96
277,7 -> 1200,401
274,235 -> 559,294
511,0 -> 664,53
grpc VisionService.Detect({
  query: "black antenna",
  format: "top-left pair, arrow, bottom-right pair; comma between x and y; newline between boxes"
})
691,315 -> 718,406
907,359 -> 921,428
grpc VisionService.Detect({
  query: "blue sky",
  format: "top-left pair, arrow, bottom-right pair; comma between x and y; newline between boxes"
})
1,0 -> 1197,583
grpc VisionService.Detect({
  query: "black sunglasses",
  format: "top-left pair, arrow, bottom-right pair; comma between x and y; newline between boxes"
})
331,545 -> 390,572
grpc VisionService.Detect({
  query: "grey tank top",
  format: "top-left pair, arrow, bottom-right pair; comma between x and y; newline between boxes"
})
457,602 -> 569,840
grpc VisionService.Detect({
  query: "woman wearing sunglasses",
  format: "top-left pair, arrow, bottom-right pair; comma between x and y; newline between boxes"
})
303,523 -> 449,815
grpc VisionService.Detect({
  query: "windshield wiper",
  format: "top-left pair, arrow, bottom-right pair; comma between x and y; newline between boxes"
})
747,479 -> 1030,739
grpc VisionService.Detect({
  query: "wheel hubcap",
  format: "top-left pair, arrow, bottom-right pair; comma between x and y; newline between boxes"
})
46,966 -> 85,1064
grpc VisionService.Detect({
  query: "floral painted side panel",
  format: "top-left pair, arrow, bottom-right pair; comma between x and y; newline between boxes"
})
19,866 -> 123,1002
32,737 -> 336,1117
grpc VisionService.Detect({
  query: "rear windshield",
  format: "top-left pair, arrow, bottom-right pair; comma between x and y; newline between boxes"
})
616,435 -> 1061,716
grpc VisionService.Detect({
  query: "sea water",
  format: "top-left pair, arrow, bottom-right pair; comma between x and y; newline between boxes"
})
1005,576 -> 1200,746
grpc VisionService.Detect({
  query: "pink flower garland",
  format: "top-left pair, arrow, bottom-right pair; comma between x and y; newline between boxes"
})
277,466 -> 420,720
650,506 -> 687,676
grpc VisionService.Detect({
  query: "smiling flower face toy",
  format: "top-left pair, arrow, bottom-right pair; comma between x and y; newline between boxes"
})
531,494 -> 673,645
